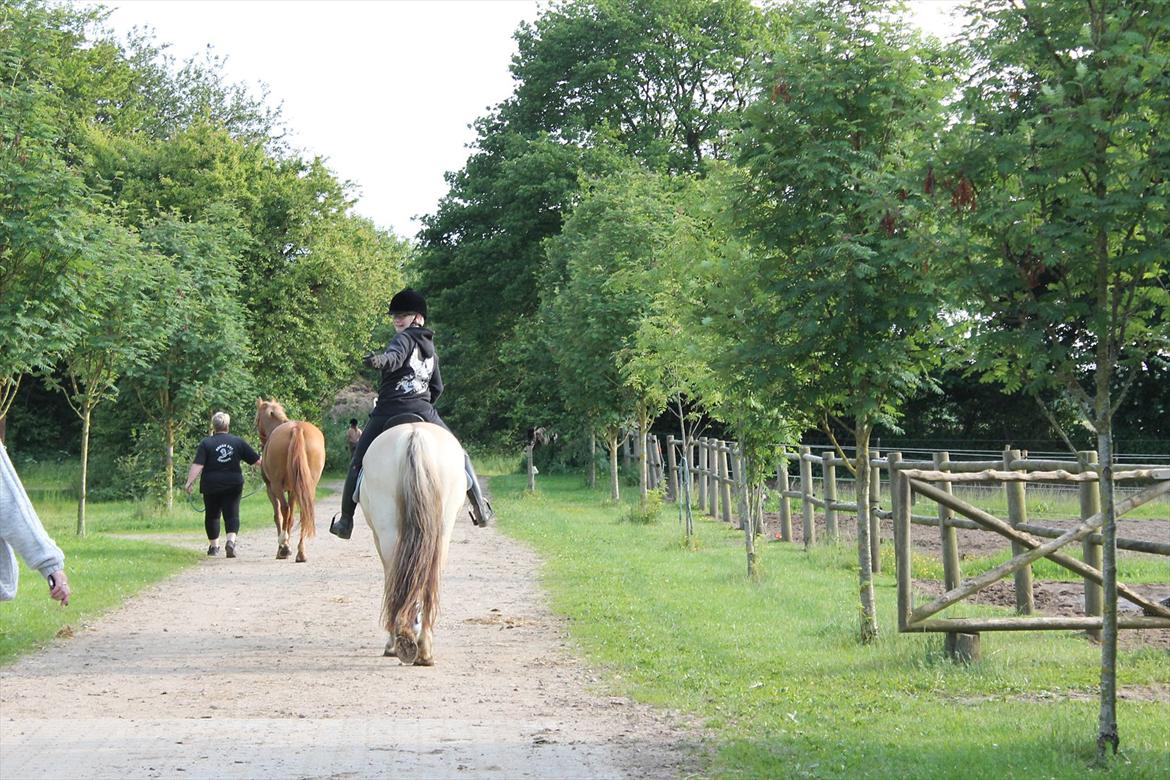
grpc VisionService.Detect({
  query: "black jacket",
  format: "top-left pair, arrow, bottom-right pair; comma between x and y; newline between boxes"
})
367,325 -> 443,415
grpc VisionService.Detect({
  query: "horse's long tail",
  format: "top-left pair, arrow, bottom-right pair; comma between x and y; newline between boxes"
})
286,423 -> 316,538
383,429 -> 445,636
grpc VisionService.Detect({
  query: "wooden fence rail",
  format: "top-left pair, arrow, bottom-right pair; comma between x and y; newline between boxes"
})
652,436 -> 1169,654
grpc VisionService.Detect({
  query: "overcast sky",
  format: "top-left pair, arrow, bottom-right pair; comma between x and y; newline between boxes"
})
92,0 -> 965,240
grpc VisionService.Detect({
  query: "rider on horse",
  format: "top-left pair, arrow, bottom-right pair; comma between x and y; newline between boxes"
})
330,287 -> 494,539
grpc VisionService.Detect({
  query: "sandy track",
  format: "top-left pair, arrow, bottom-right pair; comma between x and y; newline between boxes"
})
0,485 -> 699,780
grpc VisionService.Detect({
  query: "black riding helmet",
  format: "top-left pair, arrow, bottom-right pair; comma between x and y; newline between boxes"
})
388,288 -> 427,318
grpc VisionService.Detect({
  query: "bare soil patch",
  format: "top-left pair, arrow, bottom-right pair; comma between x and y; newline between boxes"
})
0,483 -> 702,780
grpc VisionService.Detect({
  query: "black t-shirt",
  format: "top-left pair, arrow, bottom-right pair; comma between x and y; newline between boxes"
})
193,433 -> 260,494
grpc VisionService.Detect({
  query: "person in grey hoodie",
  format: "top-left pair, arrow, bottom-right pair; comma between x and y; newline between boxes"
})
0,442 -> 71,606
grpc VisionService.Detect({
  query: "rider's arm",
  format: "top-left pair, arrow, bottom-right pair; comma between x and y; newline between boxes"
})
365,331 -> 411,371
429,359 -> 444,405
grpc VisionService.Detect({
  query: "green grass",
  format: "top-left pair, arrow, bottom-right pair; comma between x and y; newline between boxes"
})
493,472 -> 1170,780
1,463 -> 316,665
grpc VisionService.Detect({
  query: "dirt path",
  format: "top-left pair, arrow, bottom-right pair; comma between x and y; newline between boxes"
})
0,485 -> 700,780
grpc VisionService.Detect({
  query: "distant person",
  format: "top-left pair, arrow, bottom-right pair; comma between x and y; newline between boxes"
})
329,287 -> 493,539
346,418 -> 363,458
184,411 -> 261,558
0,442 -> 71,606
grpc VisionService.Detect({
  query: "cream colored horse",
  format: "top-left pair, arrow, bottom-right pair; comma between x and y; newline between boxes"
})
358,422 -> 466,665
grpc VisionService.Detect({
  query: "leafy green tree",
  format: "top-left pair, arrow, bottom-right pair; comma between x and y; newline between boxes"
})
418,0 -> 770,445
54,224 -> 170,535
542,170 -> 688,500
507,0 -> 767,170
731,0 -> 953,641
122,210 -> 253,508
944,0 -> 1170,758
0,0 -> 99,438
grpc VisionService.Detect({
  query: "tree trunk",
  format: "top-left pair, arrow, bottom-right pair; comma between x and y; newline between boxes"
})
165,418 -> 175,511
608,433 -> 620,502
855,420 -> 878,644
638,403 -> 649,505
77,406 -> 91,537
1095,424 -> 1119,761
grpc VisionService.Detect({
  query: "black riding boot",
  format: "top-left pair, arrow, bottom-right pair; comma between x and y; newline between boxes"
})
465,455 -> 493,527
330,465 -> 360,539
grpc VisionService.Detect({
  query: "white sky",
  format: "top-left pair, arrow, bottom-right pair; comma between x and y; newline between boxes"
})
91,0 -> 965,240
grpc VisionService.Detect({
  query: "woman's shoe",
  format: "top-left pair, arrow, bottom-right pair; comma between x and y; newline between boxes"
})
225,541 -> 236,558
207,544 -> 219,556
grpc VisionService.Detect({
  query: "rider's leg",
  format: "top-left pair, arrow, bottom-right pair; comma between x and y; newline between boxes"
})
464,453 -> 493,527
417,407 -> 492,528
330,418 -> 383,539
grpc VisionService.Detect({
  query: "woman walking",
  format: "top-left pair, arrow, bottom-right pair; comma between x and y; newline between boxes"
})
184,411 -> 262,557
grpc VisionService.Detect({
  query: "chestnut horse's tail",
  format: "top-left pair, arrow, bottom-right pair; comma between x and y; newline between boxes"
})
383,428 -> 445,635
286,423 -> 317,538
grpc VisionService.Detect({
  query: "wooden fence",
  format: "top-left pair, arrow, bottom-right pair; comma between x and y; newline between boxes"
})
641,434 -> 1170,651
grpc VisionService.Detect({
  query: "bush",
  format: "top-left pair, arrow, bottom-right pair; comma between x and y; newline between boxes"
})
621,489 -> 664,524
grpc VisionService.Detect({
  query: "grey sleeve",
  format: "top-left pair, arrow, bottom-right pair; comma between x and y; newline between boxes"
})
0,445 -> 65,582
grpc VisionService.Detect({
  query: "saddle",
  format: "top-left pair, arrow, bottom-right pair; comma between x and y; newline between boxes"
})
353,413 -> 425,502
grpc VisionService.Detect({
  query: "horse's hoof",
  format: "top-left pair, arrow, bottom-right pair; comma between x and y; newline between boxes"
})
276,545 -> 291,560
414,655 -> 434,667
394,633 -> 418,665
295,551 -> 306,563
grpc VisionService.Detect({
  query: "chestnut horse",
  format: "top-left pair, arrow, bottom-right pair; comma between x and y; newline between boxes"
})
254,398 -> 326,562
359,421 -> 465,665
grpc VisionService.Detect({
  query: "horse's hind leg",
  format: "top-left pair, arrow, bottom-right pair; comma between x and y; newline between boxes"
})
394,628 -> 419,665
415,624 -> 434,667
295,524 -> 307,563
276,496 -> 293,559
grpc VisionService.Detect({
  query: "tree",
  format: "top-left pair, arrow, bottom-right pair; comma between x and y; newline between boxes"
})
122,210 -> 253,508
944,0 -> 1170,759
55,223 -> 170,535
507,0 -> 766,170
542,169 -> 689,502
0,0 -> 102,439
417,0 -> 770,445
731,0 -> 954,641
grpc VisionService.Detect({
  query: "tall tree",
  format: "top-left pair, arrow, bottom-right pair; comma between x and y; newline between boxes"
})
417,0 -> 769,444
0,0 -> 100,439
944,0 -> 1170,759
122,210 -> 253,509
731,0 -> 953,641
55,224 -> 170,535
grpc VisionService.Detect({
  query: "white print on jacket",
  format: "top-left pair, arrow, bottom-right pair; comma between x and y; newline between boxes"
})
215,444 -> 235,463
396,348 -> 434,396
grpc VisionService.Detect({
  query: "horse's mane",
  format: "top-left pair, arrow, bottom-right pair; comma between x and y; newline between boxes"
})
263,400 -> 289,422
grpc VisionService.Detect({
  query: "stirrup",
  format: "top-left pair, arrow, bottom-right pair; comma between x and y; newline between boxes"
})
330,512 -> 354,540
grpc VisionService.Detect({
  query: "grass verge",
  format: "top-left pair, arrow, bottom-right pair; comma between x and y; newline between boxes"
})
493,472 -> 1170,780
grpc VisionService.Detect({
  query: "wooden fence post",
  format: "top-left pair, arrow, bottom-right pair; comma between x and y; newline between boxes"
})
719,442 -> 733,525
707,439 -> 719,518
1004,446 -> 1034,615
934,451 -> 962,658
1079,450 -> 1102,640
800,445 -> 815,548
892,452 -> 911,632
697,438 -> 708,512
823,450 -> 838,541
667,436 -> 679,502
527,443 -> 536,491
777,448 -> 793,542
588,432 -> 597,489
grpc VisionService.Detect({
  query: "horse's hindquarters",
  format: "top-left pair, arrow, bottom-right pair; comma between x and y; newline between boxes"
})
359,423 -> 466,663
